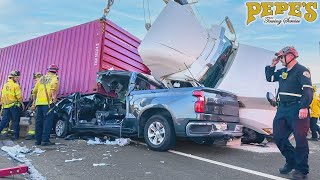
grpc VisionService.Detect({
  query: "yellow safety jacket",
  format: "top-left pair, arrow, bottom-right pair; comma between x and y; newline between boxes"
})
33,72 -> 59,106
1,79 -> 22,109
310,92 -> 320,118
30,79 -> 41,101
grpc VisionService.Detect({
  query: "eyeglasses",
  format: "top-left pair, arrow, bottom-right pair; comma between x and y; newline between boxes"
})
277,55 -> 284,60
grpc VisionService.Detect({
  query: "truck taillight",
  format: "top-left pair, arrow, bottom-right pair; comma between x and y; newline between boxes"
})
193,90 -> 205,113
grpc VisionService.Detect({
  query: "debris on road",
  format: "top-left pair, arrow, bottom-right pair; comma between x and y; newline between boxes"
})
65,158 -> 83,163
228,143 -> 280,153
87,137 -> 131,146
32,148 -> 46,155
93,163 -> 110,167
0,143 -> 46,179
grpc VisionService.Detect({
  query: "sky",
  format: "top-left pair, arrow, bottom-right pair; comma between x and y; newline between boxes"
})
0,0 -> 319,82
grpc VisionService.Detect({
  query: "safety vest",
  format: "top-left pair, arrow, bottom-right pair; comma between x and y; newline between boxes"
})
1,79 -> 22,109
310,92 -> 320,118
33,72 -> 59,106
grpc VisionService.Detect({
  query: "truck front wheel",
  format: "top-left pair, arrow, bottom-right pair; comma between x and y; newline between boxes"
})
55,115 -> 69,138
144,115 -> 176,151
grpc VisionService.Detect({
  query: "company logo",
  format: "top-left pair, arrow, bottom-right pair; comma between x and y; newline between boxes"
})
246,1 -> 318,25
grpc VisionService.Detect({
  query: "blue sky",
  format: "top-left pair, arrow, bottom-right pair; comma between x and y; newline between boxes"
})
1,0 -> 319,82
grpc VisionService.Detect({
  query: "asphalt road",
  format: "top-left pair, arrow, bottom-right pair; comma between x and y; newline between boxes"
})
1,138 -> 319,180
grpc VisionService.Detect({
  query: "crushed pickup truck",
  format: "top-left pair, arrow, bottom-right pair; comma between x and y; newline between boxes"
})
53,70 -> 243,151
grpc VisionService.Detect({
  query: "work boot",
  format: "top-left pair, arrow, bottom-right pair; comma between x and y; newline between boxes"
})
25,135 -> 35,140
291,170 -> 308,180
279,163 -> 294,174
41,141 -> 55,146
35,141 -> 41,146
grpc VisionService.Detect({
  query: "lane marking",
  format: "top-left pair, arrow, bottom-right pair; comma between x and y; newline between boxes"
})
131,140 -> 288,180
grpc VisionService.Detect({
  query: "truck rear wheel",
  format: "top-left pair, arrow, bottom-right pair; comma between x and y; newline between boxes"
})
144,115 -> 176,151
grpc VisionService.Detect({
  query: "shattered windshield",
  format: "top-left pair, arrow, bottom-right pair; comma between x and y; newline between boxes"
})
199,36 -> 233,88
139,73 -> 166,89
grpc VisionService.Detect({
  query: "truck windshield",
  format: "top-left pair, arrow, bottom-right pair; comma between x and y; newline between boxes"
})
199,36 -> 233,88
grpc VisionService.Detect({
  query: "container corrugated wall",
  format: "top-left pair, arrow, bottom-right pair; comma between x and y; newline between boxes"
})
102,20 -> 151,73
0,19 -> 150,102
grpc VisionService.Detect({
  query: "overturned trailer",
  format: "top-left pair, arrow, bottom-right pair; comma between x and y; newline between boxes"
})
0,19 -> 150,102
138,1 -> 277,143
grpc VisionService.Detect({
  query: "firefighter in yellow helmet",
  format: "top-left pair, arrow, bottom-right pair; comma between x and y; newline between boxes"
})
25,72 -> 43,140
33,64 -> 59,146
309,85 -> 320,141
0,71 -> 25,140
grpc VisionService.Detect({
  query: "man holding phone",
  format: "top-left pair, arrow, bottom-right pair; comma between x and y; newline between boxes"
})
265,46 -> 313,180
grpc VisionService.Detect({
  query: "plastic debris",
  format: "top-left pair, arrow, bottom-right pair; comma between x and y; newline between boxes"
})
87,137 -> 130,146
65,158 -> 83,163
32,148 -> 46,154
145,172 -> 152,175
160,161 -> 165,163
93,163 -> 110,167
1,145 -> 31,156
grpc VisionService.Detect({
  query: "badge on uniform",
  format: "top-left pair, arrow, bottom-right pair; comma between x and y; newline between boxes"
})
282,72 -> 288,80
303,71 -> 311,78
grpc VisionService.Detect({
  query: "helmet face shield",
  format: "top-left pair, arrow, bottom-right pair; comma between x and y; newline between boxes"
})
48,64 -> 59,73
8,70 -> 21,78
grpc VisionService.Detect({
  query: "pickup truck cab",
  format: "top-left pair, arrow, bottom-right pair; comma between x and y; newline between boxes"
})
54,70 -> 243,151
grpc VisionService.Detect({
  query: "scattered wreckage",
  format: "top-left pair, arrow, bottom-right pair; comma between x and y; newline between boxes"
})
52,70 -> 243,151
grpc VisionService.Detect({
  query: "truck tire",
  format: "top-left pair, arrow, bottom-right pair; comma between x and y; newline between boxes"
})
241,128 -> 265,144
55,115 -> 69,138
144,115 -> 176,151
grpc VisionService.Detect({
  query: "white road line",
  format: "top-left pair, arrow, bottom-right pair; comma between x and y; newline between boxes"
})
131,140 -> 288,180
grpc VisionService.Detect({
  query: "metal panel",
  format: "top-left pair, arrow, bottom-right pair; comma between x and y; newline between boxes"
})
101,20 -> 151,74
0,20 -> 103,101
0,19 -> 149,102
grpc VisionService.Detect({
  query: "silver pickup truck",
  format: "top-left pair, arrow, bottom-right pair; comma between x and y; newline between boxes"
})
53,70 -> 242,151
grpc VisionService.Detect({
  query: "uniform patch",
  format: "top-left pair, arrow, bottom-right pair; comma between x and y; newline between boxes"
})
303,71 -> 311,78
282,72 -> 288,80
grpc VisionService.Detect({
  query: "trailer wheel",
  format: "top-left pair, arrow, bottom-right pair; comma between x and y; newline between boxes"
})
241,127 -> 265,144
144,115 -> 176,151
55,115 -> 69,138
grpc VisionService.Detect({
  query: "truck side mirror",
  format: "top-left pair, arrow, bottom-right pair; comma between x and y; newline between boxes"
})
266,92 -> 277,107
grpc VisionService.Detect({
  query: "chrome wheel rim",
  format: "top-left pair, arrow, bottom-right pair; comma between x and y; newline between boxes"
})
56,120 -> 65,136
148,121 -> 165,145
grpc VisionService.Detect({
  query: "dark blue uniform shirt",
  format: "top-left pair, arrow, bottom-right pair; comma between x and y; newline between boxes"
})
265,63 -> 313,109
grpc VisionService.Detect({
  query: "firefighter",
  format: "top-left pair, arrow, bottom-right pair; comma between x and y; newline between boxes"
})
265,46 -> 313,179
33,64 -> 59,146
0,71 -> 25,140
25,73 -> 43,140
309,85 -> 320,141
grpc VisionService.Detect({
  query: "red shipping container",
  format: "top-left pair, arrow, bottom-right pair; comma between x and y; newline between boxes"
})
0,19 -> 151,102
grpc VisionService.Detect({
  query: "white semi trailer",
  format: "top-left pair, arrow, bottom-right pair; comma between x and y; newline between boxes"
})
138,0 -> 278,143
